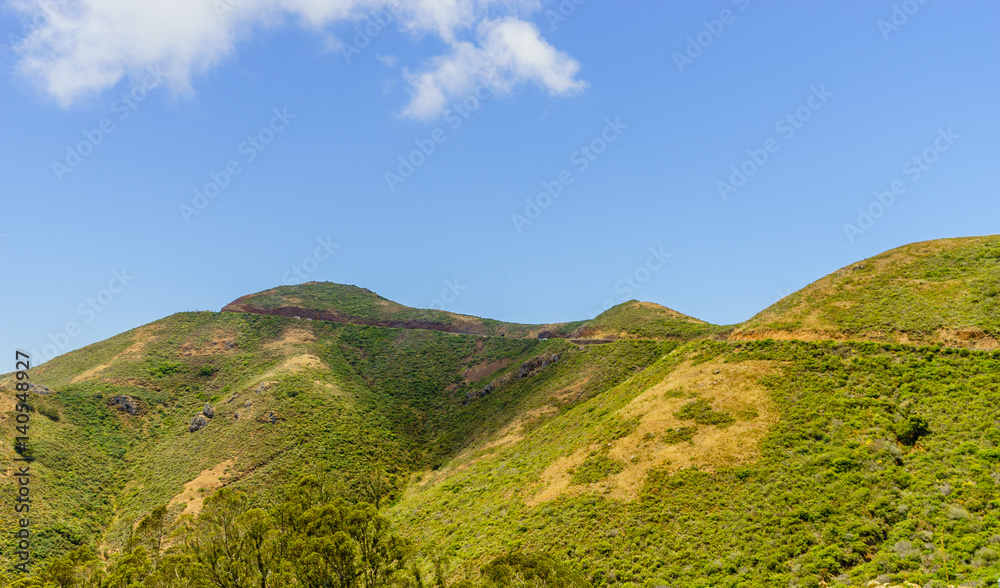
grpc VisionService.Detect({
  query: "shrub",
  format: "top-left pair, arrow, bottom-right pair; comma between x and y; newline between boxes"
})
893,415 -> 930,446
675,398 -> 735,428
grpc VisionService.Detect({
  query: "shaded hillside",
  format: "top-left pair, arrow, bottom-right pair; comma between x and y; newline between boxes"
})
731,235 -> 1000,348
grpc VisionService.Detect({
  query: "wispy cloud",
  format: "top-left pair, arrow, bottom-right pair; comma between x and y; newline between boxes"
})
8,0 -> 585,118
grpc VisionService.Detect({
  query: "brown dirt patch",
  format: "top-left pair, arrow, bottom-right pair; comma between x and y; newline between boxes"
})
528,359 -> 780,505
464,359 -> 511,384
264,326 -> 317,351
167,459 -> 237,516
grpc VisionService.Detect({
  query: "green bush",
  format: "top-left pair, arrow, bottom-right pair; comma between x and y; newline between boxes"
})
674,398 -> 735,428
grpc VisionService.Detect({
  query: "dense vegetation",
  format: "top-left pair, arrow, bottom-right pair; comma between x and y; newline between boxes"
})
391,339 -> 1000,587
3,236 -> 1000,587
1,474 -> 586,587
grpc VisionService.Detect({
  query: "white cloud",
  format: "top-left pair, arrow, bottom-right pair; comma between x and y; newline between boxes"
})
8,0 -> 583,118
375,53 -> 398,67
401,18 -> 585,120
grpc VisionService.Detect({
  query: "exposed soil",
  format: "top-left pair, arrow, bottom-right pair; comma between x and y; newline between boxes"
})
463,359 -> 512,384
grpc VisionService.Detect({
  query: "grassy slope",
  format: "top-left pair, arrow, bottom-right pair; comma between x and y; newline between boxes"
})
390,339 -> 1000,587
0,310 -> 574,569
575,300 -> 729,340
732,235 -> 1000,347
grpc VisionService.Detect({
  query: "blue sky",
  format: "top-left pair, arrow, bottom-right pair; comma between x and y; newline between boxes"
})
1,0 -> 998,363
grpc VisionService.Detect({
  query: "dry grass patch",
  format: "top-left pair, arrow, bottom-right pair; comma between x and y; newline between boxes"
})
528,359 -> 780,505
167,459 -> 237,516
264,326 -> 317,351
70,326 -> 160,383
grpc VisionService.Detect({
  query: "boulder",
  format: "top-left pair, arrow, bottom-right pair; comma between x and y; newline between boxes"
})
108,395 -> 142,415
203,403 -> 216,418
189,414 -> 209,433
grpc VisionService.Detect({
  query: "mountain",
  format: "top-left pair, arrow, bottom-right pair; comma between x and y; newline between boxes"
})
2,237 -> 1000,587
572,300 -> 724,341
731,235 -> 1000,348
222,282 -> 584,339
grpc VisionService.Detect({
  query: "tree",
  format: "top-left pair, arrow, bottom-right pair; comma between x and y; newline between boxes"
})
358,468 -> 397,511
137,506 -> 168,569
292,502 -> 361,588
234,509 -> 283,588
185,489 -> 255,588
344,503 -> 409,588
479,552 -> 587,588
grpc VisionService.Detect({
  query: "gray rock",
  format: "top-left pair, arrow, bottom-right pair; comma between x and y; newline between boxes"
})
189,414 -> 209,432
202,403 -> 216,418
108,395 -> 142,415
26,383 -> 55,395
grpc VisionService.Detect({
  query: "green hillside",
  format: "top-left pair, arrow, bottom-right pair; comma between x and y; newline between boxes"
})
223,282 -> 585,339
574,301 -> 727,340
731,235 -> 1000,348
0,310 -> 573,572
3,236 -> 1000,587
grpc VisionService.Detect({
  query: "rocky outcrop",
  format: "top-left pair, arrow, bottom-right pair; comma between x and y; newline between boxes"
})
464,354 -> 561,403
189,414 -> 209,433
518,354 -> 560,377
26,383 -> 55,395
203,403 -> 216,418
108,395 -> 143,415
